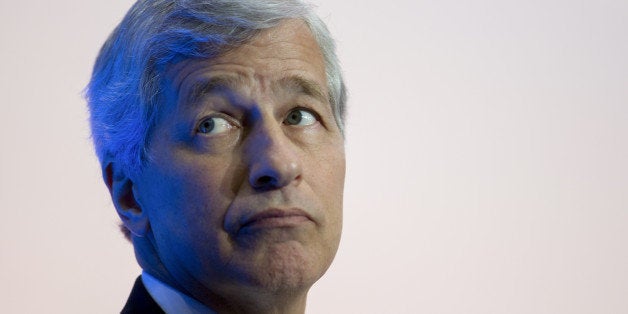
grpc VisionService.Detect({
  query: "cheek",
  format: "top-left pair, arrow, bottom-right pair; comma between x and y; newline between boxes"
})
143,164 -> 239,268
319,145 -> 346,192
313,151 -> 345,254
309,145 -> 346,215
141,158 -> 233,238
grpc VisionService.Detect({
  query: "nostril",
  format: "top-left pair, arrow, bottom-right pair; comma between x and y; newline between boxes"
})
255,175 -> 275,187
248,158 -> 302,190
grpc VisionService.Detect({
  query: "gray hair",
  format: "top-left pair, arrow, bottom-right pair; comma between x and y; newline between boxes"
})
86,0 -> 346,176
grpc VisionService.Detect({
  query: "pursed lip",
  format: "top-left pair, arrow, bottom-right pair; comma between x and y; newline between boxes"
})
238,208 -> 313,233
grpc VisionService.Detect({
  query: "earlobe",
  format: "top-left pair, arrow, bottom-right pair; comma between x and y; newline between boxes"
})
103,162 -> 149,237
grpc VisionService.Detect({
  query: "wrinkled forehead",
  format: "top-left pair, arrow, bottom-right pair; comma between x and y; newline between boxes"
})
160,19 -> 328,109
165,20 -> 324,82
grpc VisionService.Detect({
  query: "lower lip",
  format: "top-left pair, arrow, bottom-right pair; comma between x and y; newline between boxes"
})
242,215 -> 310,230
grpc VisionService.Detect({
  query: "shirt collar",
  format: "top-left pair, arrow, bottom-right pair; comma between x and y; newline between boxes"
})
141,271 -> 217,314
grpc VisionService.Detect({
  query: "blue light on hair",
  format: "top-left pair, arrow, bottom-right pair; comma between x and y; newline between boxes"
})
85,0 -> 346,178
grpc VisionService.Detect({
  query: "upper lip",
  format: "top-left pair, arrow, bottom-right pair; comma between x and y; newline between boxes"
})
238,207 -> 312,231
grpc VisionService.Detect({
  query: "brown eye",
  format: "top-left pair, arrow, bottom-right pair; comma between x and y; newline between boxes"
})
284,109 -> 317,126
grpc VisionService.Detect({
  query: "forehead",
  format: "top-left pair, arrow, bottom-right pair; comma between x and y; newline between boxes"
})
164,19 -> 328,104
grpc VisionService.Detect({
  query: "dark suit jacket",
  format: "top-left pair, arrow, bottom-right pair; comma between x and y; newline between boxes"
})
121,276 -> 165,314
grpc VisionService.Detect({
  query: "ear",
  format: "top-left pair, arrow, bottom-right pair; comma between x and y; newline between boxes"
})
103,162 -> 149,237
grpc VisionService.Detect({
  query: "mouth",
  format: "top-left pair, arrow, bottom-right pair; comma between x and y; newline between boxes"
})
238,208 -> 312,233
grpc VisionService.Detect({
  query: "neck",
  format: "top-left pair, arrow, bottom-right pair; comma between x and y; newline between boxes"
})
133,234 -> 310,314
214,296 -> 307,314
187,276 -> 310,314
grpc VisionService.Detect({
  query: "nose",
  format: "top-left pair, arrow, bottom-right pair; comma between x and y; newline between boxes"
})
246,123 -> 302,191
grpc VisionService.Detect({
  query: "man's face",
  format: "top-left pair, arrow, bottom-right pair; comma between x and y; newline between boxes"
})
133,20 -> 345,299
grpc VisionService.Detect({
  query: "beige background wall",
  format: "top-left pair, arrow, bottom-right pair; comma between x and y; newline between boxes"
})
1,0 -> 626,313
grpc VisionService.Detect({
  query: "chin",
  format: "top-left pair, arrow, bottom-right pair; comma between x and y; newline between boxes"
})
245,240 -> 330,293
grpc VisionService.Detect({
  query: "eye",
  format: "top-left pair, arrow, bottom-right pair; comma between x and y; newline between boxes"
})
284,108 -> 318,126
197,116 -> 233,134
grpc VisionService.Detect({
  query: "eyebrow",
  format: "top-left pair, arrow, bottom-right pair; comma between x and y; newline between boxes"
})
184,74 -> 328,106
276,76 -> 328,104
185,75 -> 247,106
